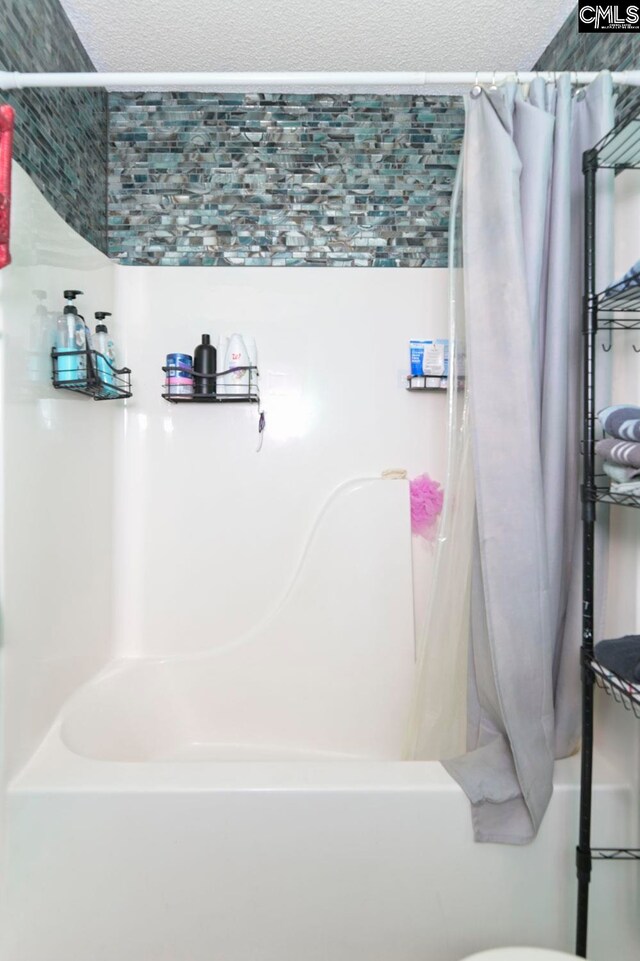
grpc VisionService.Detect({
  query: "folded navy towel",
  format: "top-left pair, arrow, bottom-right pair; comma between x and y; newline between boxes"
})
595,635 -> 640,682
595,438 -> 640,468
598,405 -> 640,441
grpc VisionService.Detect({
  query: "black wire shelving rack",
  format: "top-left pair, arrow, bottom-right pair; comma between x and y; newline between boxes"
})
585,653 -> 640,719
577,104 -> 640,958
598,281 -> 640,313
583,470 -> 640,508
51,347 -> 132,400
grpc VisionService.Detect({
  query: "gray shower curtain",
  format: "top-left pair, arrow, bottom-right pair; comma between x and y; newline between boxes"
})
443,74 -> 614,843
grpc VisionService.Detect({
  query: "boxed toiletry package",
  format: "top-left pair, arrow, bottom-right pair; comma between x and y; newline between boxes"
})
410,339 -> 449,378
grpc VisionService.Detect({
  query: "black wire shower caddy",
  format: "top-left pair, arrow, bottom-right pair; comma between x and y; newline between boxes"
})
577,104 -> 640,958
161,363 -> 259,403
51,347 -> 132,400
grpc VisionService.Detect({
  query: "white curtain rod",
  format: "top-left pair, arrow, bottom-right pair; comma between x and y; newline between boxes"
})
2,70 -> 640,91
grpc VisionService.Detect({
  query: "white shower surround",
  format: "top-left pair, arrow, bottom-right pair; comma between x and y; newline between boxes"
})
0,164 -> 639,960
110,265 -> 449,658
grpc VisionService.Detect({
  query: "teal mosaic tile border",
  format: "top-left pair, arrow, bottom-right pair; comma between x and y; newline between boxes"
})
2,0 -> 637,267
108,93 -> 464,267
0,0 -> 107,253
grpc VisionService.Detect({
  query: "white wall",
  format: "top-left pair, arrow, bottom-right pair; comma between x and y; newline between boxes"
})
0,164 -> 118,779
113,266 -> 449,657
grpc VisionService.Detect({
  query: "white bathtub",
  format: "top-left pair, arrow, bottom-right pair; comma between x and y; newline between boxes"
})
2,655 -> 638,961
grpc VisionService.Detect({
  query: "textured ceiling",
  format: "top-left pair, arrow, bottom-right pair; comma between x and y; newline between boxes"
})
58,0 -> 576,77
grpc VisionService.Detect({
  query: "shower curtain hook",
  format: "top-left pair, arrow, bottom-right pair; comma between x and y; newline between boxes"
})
471,71 -> 482,98
490,70 -> 497,90
575,70 -> 587,100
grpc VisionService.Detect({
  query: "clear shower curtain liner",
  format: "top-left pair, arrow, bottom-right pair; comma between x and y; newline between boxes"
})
404,158 -> 472,762
406,72 -> 615,844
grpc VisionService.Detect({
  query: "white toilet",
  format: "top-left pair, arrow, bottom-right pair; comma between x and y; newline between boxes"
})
464,950 -> 577,960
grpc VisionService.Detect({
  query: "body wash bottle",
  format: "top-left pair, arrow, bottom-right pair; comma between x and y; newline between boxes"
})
55,309 -> 77,383
74,312 -> 91,383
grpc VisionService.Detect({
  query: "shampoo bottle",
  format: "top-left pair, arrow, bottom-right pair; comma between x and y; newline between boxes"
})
55,289 -> 83,383
193,334 -> 217,396
74,311 -> 91,383
55,310 -> 77,383
224,333 -> 250,396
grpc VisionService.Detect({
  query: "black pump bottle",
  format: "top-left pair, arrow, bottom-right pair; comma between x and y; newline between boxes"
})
193,334 -> 217,396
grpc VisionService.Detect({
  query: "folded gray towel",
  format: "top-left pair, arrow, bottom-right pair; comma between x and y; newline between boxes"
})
595,438 -> 640,468
595,636 -> 640,682
598,405 -> 640,441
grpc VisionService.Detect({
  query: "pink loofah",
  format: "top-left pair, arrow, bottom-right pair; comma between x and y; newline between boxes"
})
409,473 -> 444,540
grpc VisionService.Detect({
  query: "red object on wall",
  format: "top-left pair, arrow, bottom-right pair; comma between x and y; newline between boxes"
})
0,104 -> 15,270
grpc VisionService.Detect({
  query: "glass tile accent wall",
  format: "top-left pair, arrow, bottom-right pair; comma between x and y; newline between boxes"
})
108,93 -> 465,267
535,7 -> 640,118
0,0 -> 108,253
3,0 -> 636,266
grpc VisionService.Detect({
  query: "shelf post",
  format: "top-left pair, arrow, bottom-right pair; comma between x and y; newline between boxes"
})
576,147 -> 598,959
